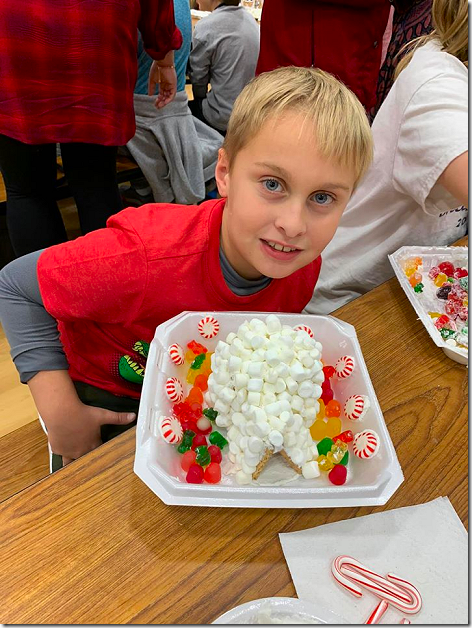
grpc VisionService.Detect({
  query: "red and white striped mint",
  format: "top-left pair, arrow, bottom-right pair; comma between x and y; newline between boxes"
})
335,355 -> 355,379
352,429 -> 380,459
168,343 -> 185,365
158,415 -> 183,444
165,377 -> 184,403
198,315 -> 220,339
344,395 -> 370,421
294,324 -> 314,338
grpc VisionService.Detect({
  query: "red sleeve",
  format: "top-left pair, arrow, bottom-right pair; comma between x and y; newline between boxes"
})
138,0 -> 183,60
37,211 -> 148,325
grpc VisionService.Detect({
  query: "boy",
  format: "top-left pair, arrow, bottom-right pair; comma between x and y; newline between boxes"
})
0,66 -> 372,470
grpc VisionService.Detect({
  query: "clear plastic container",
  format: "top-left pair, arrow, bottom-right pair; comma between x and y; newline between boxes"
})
134,311 -> 403,508
389,246 -> 468,365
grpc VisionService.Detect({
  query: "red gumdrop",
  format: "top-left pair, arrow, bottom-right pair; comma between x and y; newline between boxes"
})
321,388 -> 334,404
180,419 -> 197,433
190,402 -> 203,418
333,430 -> 354,444
191,433 -> 207,450
445,301 -> 458,316
454,268 -> 468,279
322,365 -> 336,379
204,462 -> 221,484
438,261 -> 455,277
186,463 -> 204,484
196,417 -> 212,435
328,464 -> 347,486
208,445 -> 222,463
434,314 -> 450,330
172,402 -> 191,420
181,450 -> 197,472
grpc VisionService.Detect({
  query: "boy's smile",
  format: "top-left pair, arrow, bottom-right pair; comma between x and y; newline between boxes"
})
217,112 -> 357,280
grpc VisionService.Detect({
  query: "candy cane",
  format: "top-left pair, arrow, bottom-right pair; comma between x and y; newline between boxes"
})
332,555 -> 422,615
365,600 -> 389,624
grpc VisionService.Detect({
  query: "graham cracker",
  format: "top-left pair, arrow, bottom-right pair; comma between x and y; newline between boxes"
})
252,447 -> 273,480
280,450 -> 303,474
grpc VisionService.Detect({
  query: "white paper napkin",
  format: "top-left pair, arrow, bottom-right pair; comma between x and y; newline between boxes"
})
279,497 -> 468,624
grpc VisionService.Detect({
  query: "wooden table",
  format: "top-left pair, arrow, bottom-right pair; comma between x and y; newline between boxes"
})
0,241 -> 467,624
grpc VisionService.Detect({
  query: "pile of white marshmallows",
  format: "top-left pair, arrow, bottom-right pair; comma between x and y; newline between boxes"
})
206,314 -> 323,484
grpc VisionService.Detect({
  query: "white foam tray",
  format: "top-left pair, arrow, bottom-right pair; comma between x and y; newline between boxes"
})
388,246 -> 468,365
212,597 -> 349,624
134,311 -> 403,508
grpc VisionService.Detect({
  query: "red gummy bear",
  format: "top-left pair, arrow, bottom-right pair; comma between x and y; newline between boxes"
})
438,261 -> 455,277
186,463 -> 204,483
204,462 -> 221,484
322,365 -> 336,379
454,268 -> 468,279
321,388 -> 334,405
187,340 -> 208,354
208,445 -> 222,463
333,430 -> 354,444
328,464 -> 347,486
191,433 -> 207,450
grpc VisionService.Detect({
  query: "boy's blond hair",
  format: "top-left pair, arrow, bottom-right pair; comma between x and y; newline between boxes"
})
395,0 -> 468,79
223,66 -> 373,188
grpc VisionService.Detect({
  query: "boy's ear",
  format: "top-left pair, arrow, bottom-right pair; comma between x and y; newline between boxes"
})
215,148 -> 230,198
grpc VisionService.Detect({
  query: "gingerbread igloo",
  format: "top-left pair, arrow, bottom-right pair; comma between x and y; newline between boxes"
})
205,314 -> 324,484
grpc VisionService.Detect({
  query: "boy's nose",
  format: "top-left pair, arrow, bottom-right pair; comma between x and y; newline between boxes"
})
274,205 -> 307,239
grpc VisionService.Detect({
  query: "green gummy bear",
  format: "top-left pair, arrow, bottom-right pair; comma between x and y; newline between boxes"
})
317,437 -> 333,456
203,407 -> 218,421
209,431 -> 228,449
413,282 -> 424,293
440,327 -> 456,340
190,353 -> 206,370
195,445 -> 211,467
340,451 -> 349,466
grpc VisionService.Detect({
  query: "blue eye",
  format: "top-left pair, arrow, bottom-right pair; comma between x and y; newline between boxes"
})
263,179 -> 282,193
313,192 -> 334,205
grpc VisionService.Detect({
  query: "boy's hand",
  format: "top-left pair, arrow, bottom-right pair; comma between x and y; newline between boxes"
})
47,403 -> 136,466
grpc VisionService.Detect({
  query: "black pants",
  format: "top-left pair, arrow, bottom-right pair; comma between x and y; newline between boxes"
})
0,134 -> 123,257
51,380 -> 140,473
188,99 -> 226,137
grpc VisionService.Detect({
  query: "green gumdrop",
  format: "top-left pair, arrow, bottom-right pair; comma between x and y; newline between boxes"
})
340,451 -> 349,466
195,445 -> 211,467
177,442 -> 190,454
317,437 -> 333,456
209,431 -> 228,449
190,353 -> 206,370
203,407 -> 218,421
440,327 -> 456,340
414,282 -> 424,293
447,277 -> 455,283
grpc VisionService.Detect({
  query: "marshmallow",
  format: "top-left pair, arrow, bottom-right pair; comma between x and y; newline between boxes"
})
274,378 -> 286,393
236,470 -> 252,485
291,395 -> 304,412
268,417 -> 284,432
298,380 -> 317,398
264,401 -> 282,416
247,361 -> 264,377
247,391 -> 261,406
250,335 -> 265,349
226,332 -> 237,344
228,355 -> 242,372
248,436 -> 264,453
220,386 -> 237,403
284,432 -> 297,447
214,399 -> 230,414
247,378 -> 263,392
302,461 -> 320,479
265,349 -> 280,367
268,430 -> 284,448
266,314 -> 282,334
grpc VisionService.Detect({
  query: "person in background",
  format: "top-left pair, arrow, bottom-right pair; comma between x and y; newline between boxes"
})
370,0 -> 433,121
307,0 -> 468,315
123,0 -> 193,206
0,0 -> 181,257
255,0 -> 391,112
188,0 -> 260,135
0,67 -> 372,471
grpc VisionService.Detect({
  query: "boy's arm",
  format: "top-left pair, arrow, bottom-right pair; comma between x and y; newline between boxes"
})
0,252 -> 135,465
188,27 -> 211,100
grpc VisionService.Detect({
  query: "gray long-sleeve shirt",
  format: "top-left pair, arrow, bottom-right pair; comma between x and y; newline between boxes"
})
189,5 -> 260,131
0,248 -> 270,383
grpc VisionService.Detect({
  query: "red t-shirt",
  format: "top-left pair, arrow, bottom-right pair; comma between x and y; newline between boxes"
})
37,199 -> 321,398
0,0 -> 182,145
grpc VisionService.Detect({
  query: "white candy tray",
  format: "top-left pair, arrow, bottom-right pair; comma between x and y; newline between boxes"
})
134,311 -> 403,508
388,246 -> 468,365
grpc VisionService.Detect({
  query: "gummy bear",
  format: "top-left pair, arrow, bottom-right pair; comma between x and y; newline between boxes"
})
187,386 -> 204,405
186,463 -> 204,483
317,455 -> 334,472
454,268 -> 468,279
328,464 -> 347,486
194,373 -> 208,391
316,399 -> 326,420
434,314 -> 450,330
200,352 -> 213,375
409,272 -> 422,288
203,407 -> 218,421
413,283 -> 424,293
204,462 -> 222,484
325,399 -> 341,418
186,369 -> 198,386
322,365 -> 336,379
434,272 -> 448,287
190,353 -> 206,371
310,419 -> 328,441
316,437 -> 333,456
209,431 -> 228,449
403,260 -> 417,278
321,387 -> 334,405
177,429 -> 196,453
327,443 -> 347,465
332,430 -> 354,444
187,340 -> 208,354
195,445 -> 211,467
440,327 -> 456,340
325,418 -> 342,438
184,349 -> 195,363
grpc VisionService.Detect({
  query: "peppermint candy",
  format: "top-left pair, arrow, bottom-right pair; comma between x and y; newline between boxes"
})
344,395 -> 370,421
335,355 -> 355,379
293,324 -> 314,338
158,415 -> 183,444
165,377 -> 184,403
198,315 -> 220,339
352,429 -> 379,459
168,343 -> 185,365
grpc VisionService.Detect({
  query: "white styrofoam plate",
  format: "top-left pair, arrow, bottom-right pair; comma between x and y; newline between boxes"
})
134,312 -> 403,508
388,246 -> 468,365
212,597 -> 349,624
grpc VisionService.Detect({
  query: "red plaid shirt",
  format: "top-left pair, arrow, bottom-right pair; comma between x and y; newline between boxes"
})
0,0 -> 182,146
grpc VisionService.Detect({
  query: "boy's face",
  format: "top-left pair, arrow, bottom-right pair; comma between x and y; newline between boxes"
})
217,112 -> 357,280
